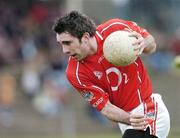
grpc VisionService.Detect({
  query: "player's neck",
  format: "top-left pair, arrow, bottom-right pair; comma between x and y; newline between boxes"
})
88,36 -> 98,55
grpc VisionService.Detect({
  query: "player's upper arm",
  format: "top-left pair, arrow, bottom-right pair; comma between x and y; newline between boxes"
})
66,64 -> 109,111
127,21 -> 149,38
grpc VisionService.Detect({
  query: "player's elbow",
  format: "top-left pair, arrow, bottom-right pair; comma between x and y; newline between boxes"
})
143,35 -> 157,54
145,43 -> 156,54
101,101 -> 116,121
100,101 -> 121,123
101,101 -> 111,117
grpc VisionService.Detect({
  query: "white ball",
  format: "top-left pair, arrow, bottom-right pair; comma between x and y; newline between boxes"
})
103,31 -> 138,66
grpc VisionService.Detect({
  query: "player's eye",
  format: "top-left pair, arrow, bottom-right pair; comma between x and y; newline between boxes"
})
62,41 -> 72,45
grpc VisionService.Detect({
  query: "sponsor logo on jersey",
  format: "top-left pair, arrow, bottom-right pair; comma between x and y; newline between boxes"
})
145,111 -> 155,124
81,91 -> 94,102
92,97 -> 103,107
93,71 -> 103,80
147,112 -> 155,120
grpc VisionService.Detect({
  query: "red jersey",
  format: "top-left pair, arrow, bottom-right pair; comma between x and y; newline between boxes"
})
66,19 -> 152,112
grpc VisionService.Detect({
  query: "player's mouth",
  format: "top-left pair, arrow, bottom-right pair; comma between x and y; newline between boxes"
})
71,54 -> 82,61
71,54 -> 77,57
70,54 -> 79,60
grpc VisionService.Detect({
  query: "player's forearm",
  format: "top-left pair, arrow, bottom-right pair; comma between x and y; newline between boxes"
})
100,101 -> 130,125
143,35 -> 156,54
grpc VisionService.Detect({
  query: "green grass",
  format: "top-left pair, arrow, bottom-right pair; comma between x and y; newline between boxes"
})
0,132 -> 179,138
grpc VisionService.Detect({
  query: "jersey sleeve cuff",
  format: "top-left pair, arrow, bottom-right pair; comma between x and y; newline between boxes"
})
94,97 -> 109,111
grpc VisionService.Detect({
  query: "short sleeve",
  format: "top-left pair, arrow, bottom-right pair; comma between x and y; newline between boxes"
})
66,67 -> 109,111
126,21 -> 150,37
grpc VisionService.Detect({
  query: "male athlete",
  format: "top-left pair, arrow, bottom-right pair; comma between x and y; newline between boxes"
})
53,11 -> 170,138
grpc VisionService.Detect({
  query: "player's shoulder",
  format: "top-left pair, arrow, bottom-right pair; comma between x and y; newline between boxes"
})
66,57 -> 80,87
97,18 -> 133,30
66,57 -> 87,85
66,57 -> 77,77
96,18 -> 135,38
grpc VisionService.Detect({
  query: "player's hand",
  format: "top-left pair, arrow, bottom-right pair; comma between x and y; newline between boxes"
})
129,114 -> 148,130
128,31 -> 146,56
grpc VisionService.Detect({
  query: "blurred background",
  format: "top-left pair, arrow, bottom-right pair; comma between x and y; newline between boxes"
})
0,0 -> 180,138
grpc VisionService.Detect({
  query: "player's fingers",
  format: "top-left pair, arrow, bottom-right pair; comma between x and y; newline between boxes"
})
136,46 -> 144,56
131,120 -> 148,130
133,44 -> 141,51
130,114 -> 147,123
132,37 -> 143,46
132,125 -> 146,130
130,117 -> 146,124
131,120 -> 148,127
133,40 -> 146,56
130,113 -> 144,119
129,31 -> 141,39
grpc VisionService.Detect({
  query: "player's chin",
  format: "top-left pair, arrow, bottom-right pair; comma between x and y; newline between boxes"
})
74,55 -> 84,61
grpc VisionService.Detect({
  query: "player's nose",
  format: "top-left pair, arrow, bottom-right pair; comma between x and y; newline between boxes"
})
62,46 -> 70,55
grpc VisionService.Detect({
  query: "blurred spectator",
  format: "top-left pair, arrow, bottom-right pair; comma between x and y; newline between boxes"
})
147,52 -> 174,73
32,71 -> 69,118
32,47 -> 70,117
29,2 -> 48,24
127,0 -> 173,31
0,70 -> 16,127
21,61 -> 41,100
87,105 -> 108,125
145,29 -> 174,73
170,27 -> 180,56
112,0 -> 130,19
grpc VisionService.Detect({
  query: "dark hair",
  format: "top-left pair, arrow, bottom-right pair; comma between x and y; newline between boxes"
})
52,11 -> 96,41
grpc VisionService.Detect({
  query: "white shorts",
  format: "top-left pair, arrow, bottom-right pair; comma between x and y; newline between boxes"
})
118,93 -> 170,138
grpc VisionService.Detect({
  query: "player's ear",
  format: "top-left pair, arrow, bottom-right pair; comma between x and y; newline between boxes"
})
81,32 -> 90,44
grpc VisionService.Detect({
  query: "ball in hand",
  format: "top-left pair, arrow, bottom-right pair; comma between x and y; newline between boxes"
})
103,31 -> 138,66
